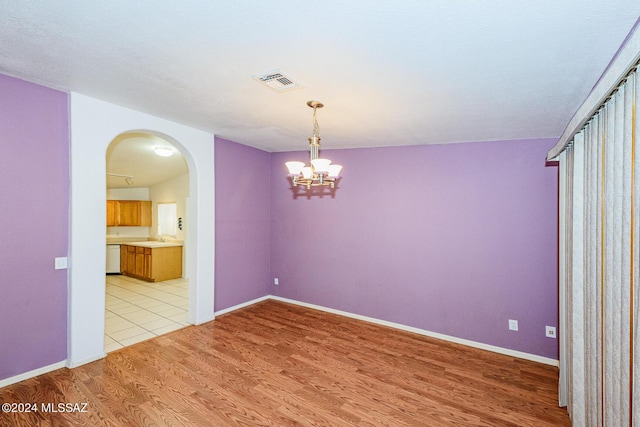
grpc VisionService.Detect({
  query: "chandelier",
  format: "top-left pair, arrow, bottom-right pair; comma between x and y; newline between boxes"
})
285,101 -> 343,189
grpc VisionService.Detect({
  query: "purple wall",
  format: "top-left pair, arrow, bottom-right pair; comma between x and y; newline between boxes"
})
214,138 -> 271,311
270,139 -> 559,359
0,74 -> 69,380
0,78 -> 559,382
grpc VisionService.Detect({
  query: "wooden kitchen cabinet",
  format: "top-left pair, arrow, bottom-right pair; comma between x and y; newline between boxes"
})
143,248 -> 152,279
140,201 -> 152,226
117,201 -> 140,226
107,200 -> 152,226
135,246 -> 145,277
120,244 -> 182,282
121,245 -> 136,275
106,200 -> 116,226
120,245 -> 129,272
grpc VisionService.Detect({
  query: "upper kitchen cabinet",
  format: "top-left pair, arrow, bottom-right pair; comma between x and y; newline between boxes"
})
107,200 -> 152,226
106,200 -> 116,226
117,200 -> 142,226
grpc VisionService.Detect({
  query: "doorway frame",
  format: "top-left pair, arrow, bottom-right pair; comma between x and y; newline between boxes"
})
67,93 -> 215,367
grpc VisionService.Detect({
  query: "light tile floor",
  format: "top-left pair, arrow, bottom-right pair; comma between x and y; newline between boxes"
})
105,275 -> 189,353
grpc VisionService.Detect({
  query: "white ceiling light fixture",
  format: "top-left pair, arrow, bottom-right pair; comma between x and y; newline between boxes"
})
154,146 -> 174,157
285,101 -> 343,189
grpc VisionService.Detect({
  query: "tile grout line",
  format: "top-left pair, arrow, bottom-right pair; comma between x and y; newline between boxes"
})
105,277 -> 189,350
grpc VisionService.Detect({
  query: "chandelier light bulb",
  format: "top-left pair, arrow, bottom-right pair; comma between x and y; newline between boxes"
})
327,164 -> 343,178
310,158 -> 332,173
285,161 -> 305,176
301,166 -> 313,179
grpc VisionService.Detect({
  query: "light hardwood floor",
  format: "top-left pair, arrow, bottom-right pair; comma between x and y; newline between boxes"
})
0,300 -> 571,426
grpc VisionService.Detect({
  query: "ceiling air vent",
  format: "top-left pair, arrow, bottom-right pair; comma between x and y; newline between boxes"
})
252,70 -> 302,92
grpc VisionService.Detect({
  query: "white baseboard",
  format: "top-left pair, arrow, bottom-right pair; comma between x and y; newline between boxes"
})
214,295 -> 270,316
0,360 -> 67,389
66,353 -> 106,369
269,296 -> 559,367
192,314 -> 216,326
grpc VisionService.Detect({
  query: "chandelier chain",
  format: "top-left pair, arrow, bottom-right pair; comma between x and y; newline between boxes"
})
312,105 -> 321,139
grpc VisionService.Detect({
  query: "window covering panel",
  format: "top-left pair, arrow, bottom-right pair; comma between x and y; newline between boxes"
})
556,68 -> 638,426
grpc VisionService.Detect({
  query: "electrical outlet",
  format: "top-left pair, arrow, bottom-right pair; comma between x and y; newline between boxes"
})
274,278 -> 279,285
546,326 -> 557,338
508,319 -> 518,331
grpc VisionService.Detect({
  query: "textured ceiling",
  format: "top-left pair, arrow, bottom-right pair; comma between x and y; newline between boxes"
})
1,1 -> 639,153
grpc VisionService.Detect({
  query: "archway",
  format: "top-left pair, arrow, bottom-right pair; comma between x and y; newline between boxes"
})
105,131 -> 191,351
68,93 -> 215,367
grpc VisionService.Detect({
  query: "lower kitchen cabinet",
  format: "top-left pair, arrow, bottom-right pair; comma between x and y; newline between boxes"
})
120,244 -> 182,282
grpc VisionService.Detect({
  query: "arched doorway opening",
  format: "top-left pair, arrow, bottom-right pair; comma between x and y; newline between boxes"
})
104,131 -> 191,352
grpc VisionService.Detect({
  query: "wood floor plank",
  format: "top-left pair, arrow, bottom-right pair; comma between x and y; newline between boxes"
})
0,300 -> 571,426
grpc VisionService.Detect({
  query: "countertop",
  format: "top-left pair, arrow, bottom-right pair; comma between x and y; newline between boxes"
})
106,237 -> 183,248
120,241 -> 183,248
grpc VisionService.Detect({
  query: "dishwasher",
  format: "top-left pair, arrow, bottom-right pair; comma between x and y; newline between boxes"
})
106,244 -> 121,274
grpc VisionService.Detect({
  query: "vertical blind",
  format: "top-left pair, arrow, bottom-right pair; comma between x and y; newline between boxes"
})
558,64 -> 638,426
